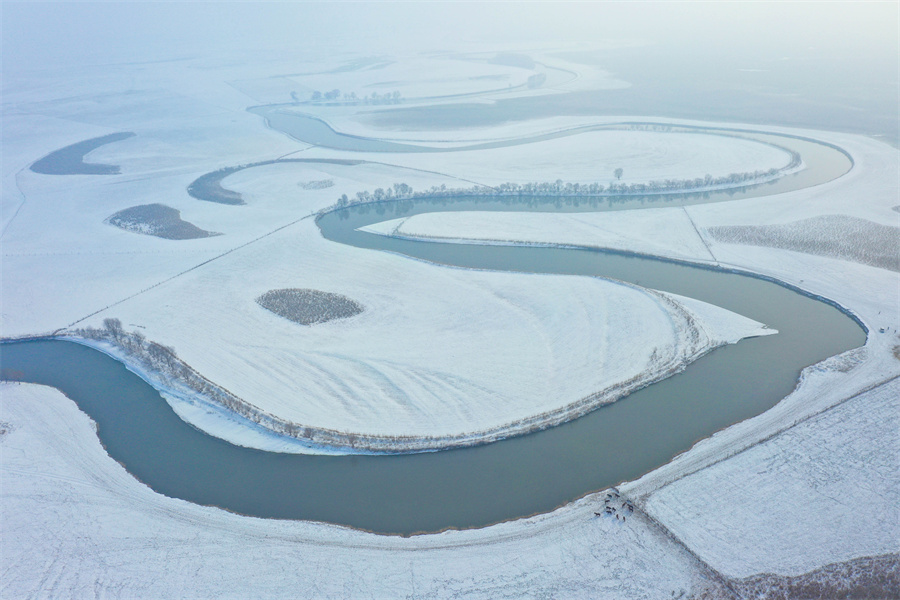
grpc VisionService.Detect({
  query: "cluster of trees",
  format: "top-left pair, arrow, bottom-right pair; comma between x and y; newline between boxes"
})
70,318 -> 404,451
305,89 -> 402,105
526,73 -> 546,89
335,182 -> 414,207
75,319 -> 288,435
328,162 -> 796,213
76,319 -> 229,407
602,167 -> 789,195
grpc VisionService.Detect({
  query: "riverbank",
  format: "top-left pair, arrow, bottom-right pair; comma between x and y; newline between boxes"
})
47,253 -> 774,454
3,375 -> 895,597
350,125 -> 899,575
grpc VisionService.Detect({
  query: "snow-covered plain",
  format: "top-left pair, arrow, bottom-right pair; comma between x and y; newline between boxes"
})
0,381 -> 712,599
3,44 -> 898,596
67,205 -> 773,447
2,80 -> 785,450
3,378 -> 895,597
228,50 -> 626,107
643,377 -> 900,578
361,122 -> 900,578
317,127 -> 795,186
363,207 -> 718,263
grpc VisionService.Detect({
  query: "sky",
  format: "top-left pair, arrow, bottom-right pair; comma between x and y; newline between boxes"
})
2,2 -> 897,141
2,2 -> 897,71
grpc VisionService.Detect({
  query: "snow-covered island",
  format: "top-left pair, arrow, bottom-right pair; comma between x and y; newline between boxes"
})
2,4 -> 898,597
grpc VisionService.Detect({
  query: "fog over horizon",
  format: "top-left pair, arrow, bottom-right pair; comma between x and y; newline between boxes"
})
2,2 -> 898,141
4,3 -> 896,66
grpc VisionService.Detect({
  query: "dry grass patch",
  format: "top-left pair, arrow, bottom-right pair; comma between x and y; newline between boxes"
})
707,215 -> 899,272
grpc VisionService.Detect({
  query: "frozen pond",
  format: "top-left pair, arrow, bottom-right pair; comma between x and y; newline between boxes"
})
30,132 -> 135,175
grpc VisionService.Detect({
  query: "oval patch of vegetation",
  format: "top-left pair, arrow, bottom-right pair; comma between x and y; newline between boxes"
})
256,289 -> 364,325
106,204 -> 220,240
299,179 -> 334,190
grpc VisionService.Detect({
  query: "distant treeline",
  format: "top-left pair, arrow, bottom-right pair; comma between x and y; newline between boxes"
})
298,89 -> 403,106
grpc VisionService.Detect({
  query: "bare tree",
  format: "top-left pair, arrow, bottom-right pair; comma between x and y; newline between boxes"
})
103,318 -> 124,339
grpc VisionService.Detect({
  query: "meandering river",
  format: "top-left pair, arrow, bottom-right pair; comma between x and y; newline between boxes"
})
2,121 -> 865,534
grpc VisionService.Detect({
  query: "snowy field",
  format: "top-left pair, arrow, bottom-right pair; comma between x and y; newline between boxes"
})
2,379 -> 895,598
360,121 -> 900,581
316,127 -> 795,186
0,382 -> 711,599
226,50 -> 625,106
363,207 -> 718,263
2,81 -> 785,449
65,208 -> 771,447
643,377 -> 900,578
3,42 -> 898,597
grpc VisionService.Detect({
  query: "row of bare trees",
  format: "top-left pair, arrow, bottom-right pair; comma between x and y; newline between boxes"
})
327,163 -> 793,213
70,319 -> 417,451
301,89 -> 402,105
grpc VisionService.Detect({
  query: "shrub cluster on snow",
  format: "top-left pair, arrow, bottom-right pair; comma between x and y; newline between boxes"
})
105,204 -> 219,240
693,553 -> 900,600
298,179 -> 334,190
255,288 -> 364,326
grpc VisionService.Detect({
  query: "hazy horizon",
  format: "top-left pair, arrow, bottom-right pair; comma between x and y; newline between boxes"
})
3,2 -> 897,69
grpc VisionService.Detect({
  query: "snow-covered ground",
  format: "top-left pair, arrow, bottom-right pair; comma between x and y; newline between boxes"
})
227,49 -> 627,107
642,377 -> 899,579
64,207 -> 772,447
318,127 -> 795,186
357,122 -> 900,578
2,79 -> 785,450
2,377 -> 895,598
1,382 -> 709,599
363,207 -> 718,263
370,127 -> 898,328
3,44 -> 898,596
